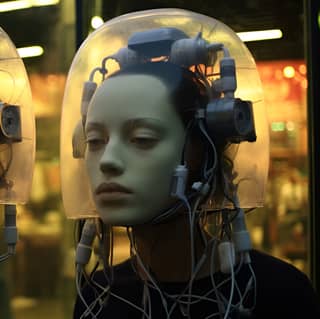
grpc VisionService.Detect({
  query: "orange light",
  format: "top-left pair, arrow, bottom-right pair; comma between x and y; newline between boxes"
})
298,64 -> 306,75
283,66 -> 295,78
286,121 -> 295,131
275,69 -> 283,80
301,79 -> 308,89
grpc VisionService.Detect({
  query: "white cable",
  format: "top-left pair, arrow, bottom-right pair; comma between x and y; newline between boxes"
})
142,280 -> 152,319
109,291 -> 152,318
166,245 -> 221,315
222,251 -> 235,319
127,230 -> 170,318
247,262 -> 257,311
83,227 -> 117,318
75,219 -> 96,266
81,273 -> 111,318
183,193 -> 198,318
0,253 -> 10,262
4,204 -> 18,254
75,220 -> 100,318
167,222 -> 214,316
1,205 -> 18,263
89,274 -> 148,318
167,250 -> 206,316
76,267 -> 98,319
209,240 -> 225,318
90,268 -> 150,318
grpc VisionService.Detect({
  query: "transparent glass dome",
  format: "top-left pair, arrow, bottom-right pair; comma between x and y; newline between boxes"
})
0,27 -> 35,204
60,8 -> 269,219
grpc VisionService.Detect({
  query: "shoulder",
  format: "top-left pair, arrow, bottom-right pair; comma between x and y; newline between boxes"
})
73,259 -> 141,319
250,250 -> 320,318
93,258 -> 137,286
250,249 -> 311,285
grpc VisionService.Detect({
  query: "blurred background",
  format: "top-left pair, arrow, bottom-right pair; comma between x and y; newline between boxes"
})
0,0 -> 319,318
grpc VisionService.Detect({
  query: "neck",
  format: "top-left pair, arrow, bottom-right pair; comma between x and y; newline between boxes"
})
130,216 -> 217,282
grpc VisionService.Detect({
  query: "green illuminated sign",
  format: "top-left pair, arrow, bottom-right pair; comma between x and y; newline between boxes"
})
271,122 -> 285,132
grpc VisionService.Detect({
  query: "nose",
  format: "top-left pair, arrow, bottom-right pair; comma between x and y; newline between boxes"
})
99,140 -> 124,175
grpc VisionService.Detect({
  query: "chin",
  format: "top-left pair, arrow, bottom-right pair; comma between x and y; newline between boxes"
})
98,208 -> 153,227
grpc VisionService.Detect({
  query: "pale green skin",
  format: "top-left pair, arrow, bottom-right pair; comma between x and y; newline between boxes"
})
85,74 -> 186,225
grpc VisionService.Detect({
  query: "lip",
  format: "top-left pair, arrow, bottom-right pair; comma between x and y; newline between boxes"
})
95,182 -> 132,203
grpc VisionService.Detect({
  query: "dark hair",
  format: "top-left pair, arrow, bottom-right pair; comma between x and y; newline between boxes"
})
108,61 -> 208,127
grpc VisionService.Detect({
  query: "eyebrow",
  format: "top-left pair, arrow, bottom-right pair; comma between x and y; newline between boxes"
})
85,122 -> 105,133
85,118 -> 166,134
124,118 -> 165,133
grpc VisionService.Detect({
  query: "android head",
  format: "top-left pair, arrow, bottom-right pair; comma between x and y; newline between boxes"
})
83,62 -> 210,225
60,8 -> 269,221
0,27 -> 35,204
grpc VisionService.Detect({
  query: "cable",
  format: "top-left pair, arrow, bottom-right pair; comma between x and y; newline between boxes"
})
222,249 -> 235,319
0,252 -> 10,262
0,204 -> 18,262
76,267 -> 98,319
127,229 -> 170,318
74,32 -> 258,318
75,219 -> 99,318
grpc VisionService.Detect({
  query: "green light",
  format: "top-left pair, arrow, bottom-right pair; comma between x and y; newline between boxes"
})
271,122 -> 285,132
318,10 -> 320,29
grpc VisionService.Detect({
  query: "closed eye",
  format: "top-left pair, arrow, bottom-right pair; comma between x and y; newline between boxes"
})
86,138 -> 107,151
130,136 -> 159,149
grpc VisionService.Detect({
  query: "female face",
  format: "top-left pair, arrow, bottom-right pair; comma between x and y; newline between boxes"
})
84,74 -> 186,225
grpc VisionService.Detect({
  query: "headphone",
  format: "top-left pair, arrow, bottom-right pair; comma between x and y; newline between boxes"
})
0,102 -> 22,262
73,27 -> 256,154
0,101 -> 22,143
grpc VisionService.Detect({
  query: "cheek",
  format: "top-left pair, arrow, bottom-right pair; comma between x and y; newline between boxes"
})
85,152 -> 101,183
128,158 -> 176,194
131,149 -> 183,202
132,143 -> 183,177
